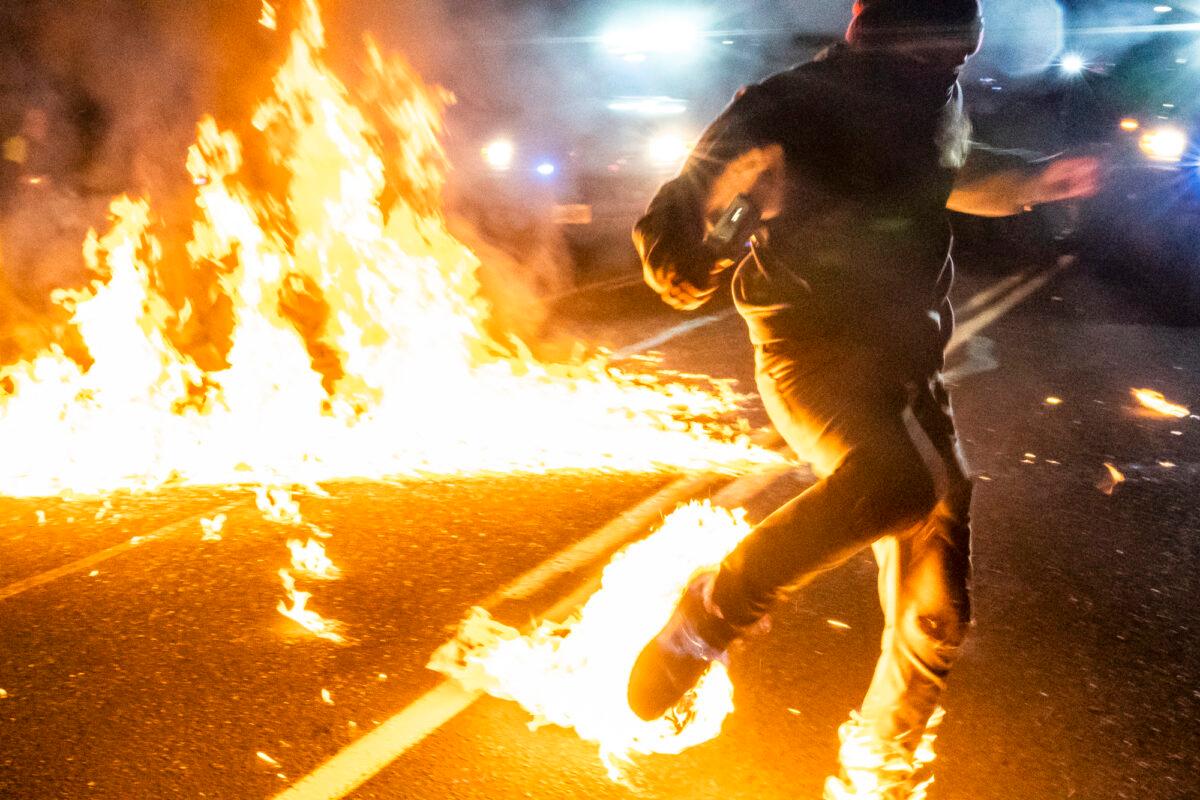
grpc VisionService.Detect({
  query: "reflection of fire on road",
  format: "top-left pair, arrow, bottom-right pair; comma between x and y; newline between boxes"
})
0,0 -> 780,500
431,501 -> 750,780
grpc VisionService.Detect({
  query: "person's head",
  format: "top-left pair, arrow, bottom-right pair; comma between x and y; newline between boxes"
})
845,0 -> 983,74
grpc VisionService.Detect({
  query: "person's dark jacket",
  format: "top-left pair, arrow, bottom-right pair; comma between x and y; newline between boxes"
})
633,44 -> 971,373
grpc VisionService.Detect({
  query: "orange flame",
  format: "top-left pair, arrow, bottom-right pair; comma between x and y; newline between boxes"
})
277,568 -> 343,642
1131,388 -> 1190,419
0,0 -> 778,500
431,501 -> 752,779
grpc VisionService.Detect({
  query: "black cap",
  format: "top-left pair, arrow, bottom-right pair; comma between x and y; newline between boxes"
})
846,0 -> 983,64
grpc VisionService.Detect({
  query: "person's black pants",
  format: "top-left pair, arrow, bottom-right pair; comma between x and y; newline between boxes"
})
712,339 -> 973,751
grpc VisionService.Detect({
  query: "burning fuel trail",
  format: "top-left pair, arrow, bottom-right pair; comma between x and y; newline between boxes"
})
0,0 -> 781,499
431,501 -> 751,779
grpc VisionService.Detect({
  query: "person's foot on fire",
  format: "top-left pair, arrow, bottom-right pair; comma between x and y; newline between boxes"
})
627,570 -> 745,721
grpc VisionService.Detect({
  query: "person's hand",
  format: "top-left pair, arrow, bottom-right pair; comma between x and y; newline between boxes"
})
1026,156 -> 1102,207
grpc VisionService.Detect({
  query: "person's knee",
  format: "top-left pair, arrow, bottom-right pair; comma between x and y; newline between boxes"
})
903,602 -> 972,673
840,447 -> 939,531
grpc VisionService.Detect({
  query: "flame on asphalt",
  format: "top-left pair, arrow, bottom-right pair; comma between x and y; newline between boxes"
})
0,0 -> 779,499
1132,388 -> 1190,419
431,501 -> 752,780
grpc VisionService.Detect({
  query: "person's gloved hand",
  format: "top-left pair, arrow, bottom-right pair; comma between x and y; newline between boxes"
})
639,237 -> 723,311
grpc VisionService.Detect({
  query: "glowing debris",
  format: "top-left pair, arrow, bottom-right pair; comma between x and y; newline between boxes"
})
827,619 -> 852,630
1132,389 -> 1190,419
94,500 -> 112,521
432,501 -> 752,780
88,570 -> 99,577
1158,460 -> 1177,468
255,487 -> 302,525
0,689 -> 8,699
1045,396 -> 1063,406
287,538 -> 339,580
1098,463 -> 1126,496
258,0 -> 277,30
35,510 -> 46,525
256,751 -> 280,767
200,513 -> 226,542
321,688 -> 334,705
277,569 -> 343,643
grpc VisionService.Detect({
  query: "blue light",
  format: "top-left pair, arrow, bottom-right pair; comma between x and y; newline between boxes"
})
536,162 -> 556,177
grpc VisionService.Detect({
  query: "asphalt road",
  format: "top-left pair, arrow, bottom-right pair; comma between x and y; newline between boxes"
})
1,250 -> 1197,800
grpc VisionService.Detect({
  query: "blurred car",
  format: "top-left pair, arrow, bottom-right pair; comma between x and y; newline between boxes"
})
1077,34 -> 1200,322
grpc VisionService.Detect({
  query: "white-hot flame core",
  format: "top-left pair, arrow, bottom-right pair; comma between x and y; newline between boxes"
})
277,567 -> 343,642
288,537 -> 339,580
0,1 -> 779,500
431,501 -> 752,779
1132,388 -> 1190,419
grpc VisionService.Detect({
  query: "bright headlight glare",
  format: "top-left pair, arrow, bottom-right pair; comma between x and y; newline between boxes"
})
1139,126 -> 1188,162
647,133 -> 690,167
482,139 -> 515,171
602,11 -> 705,58
1061,53 -> 1086,74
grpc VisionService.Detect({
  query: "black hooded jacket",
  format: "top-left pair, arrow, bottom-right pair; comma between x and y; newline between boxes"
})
633,43 -> 972,371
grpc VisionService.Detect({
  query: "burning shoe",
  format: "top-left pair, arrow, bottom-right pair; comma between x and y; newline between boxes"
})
627,570 -> 743,721
822,710 -> 944,800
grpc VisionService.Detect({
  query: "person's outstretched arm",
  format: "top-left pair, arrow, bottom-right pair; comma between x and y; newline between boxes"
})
947,150 -> 1101,217
634,82 -> 784,310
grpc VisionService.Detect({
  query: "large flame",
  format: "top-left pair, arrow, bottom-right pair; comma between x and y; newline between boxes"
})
0,1 -> 779,499
431,501 -> 752,779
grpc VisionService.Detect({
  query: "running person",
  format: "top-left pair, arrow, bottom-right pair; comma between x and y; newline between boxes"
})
627,2 -> 1099,797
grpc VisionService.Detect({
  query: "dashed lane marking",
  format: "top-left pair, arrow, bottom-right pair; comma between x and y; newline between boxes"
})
614,308 -> 739,358
0,501 -> 245,604
948,259 -> 1072,353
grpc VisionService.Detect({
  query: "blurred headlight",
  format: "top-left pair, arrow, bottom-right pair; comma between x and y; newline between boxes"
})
1139,126 -> 1188,162
647,133 -> 690,168
601,10 -> 706,60
1060,53 -> 1086,74
482,139 -> 515,171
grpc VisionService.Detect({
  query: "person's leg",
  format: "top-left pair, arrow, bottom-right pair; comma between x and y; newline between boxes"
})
859,377 -> 973,744
709,343 -> 943,628
825,378 -> 973,797
628,342 -> 944,720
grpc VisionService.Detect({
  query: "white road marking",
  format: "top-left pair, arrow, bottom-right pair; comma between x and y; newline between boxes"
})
614,309 -> 738,358
0,501 -> 244,604
956,270 -> 1031,315
273,261 -> 1069,800
479,471 -> 727,605
948,260 -> 1072,353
